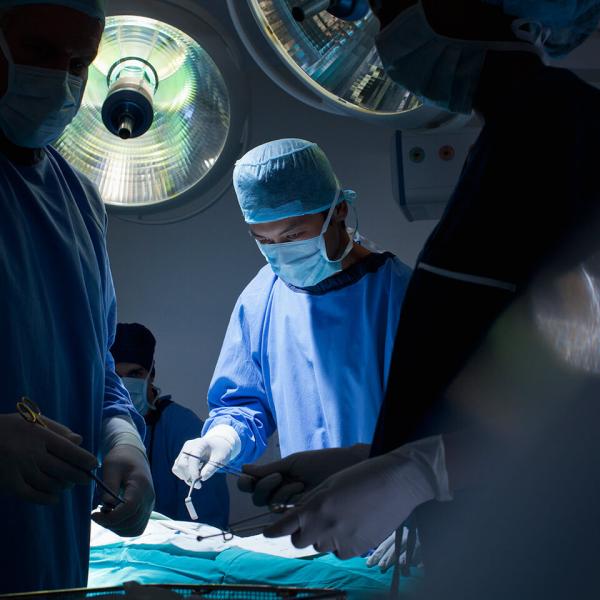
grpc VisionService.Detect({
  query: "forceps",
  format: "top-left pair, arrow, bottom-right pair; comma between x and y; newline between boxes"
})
182,453 -> 296,539
196,502 -> 297,542
182,453 -> 256,481
16,396 -> 125,506
182,454 -> 257,521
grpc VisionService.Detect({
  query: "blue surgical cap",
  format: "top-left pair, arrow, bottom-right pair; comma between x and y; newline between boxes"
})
233,138 -> 355,224
0,0 -> 105,20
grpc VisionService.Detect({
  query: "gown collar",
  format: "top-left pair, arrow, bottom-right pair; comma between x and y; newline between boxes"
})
285,251 -> 396,295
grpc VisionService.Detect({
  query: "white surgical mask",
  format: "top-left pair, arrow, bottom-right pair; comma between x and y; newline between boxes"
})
123,375 -> 151,417
257,189 -> 357,288
375,2 -> 548,115
0,29 -> 84,148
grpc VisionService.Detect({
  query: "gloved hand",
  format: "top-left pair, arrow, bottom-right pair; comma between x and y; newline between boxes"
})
0,413 -> 98,504
91,444 -> 155,537
239,444 -> 370,507
172,425 -> 241,487
366,529 -> 408,573
264,436 -> 451,559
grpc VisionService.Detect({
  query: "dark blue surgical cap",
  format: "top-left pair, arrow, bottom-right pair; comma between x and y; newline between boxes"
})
111,323 -> 156,372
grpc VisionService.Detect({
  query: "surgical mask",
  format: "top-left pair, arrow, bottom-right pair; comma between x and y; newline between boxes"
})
257,189 -> 356,288
0,29 -> 84,148
122,376 -> 151,417
375,2 -> 548,114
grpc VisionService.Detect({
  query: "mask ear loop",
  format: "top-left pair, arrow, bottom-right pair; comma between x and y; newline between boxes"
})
511,19 -> 551,50
346,195 -> 360,243
320,188 -> 356,264
145,362 -> 157,410
146,362 -> 155,384
319,187 -> 343,235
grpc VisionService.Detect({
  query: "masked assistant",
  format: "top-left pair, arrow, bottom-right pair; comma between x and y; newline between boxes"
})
0,29 -> 84,148
375,1 -> 549,115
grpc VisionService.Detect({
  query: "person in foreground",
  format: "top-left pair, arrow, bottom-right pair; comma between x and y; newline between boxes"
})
240,0 -> 600,581
0,0 -> 154,593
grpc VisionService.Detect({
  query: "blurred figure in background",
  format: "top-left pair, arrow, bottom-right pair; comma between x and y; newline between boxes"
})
112,323 -> 229,528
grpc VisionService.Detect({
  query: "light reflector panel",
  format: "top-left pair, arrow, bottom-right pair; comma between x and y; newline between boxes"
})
248,0 -> 421,116
55,15 -> 231,209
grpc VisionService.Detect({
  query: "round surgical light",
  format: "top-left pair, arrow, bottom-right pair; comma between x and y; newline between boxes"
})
241,0 -> 420,118
55,15 -> 231,209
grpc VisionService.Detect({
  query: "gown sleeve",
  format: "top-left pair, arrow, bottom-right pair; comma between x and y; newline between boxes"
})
100,214 -> 145,439
203,289 -> 276,469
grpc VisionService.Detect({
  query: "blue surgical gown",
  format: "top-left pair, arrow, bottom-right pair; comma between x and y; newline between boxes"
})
145,398 -> 229,528
0,146 -> 144,594
203,252 -> 412,467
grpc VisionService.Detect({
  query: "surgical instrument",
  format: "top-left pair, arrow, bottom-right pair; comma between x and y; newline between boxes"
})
196,503 -> 297,541
17,396 -> 125,506
182,453 -> 257,480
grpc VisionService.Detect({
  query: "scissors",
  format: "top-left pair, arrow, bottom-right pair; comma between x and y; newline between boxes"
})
17,397 -> 48,428
16,396 -> 125,506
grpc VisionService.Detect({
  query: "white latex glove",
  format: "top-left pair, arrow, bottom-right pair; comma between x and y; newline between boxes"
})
238,445 -> 370,507
366,529 -> 409,573
172,425 -> 241,487
91,445 -> 155,537
0,413 -> 98,504
264,436 -> 451,559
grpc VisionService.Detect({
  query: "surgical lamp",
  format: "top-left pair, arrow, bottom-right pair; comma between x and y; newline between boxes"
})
102,57 -> 159,140
228,0 -> 462,129
55,15 -> 233,211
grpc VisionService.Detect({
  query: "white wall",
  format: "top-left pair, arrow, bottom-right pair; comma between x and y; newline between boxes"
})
107,53 -> 436,523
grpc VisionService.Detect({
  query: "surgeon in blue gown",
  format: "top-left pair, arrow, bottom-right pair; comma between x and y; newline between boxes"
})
172,138 -> 412,493
112,323 -> 230,528
0,1 -> 154,594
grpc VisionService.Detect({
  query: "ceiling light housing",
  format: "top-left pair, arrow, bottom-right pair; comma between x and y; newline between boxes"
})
227,0 -> 465,130
101,57 -> 158,139
55,0 -> 250,221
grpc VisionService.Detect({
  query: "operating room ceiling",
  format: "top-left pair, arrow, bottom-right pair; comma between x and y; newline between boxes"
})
56,0 -> 600,221
56,0 -> 463,220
